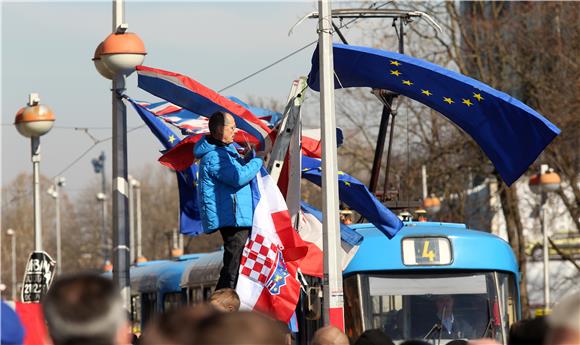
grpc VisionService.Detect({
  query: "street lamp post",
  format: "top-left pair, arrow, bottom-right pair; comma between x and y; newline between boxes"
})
6,229 -> 16,301
529,164 -> 561,311
48,177 -> 66,274
92,152 -> 108,263
96,192 -> 108,264
93,0 -> 146,307
128,175 -> 135,264
14,93 -> 55,252
130,178 -> 145,263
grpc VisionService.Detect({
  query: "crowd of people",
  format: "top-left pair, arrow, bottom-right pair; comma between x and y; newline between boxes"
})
2,272 -> 579,345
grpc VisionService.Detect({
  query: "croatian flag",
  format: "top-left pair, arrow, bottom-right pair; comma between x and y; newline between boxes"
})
236,169 -> 308,323
297,203 -> 363,277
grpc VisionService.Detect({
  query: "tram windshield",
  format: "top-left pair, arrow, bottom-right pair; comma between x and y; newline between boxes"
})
345,272 -> 518,344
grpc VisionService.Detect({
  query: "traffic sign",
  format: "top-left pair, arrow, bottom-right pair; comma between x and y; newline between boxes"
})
21,251 -> 56,303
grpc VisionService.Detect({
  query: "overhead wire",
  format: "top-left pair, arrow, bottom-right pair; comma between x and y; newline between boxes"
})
7,1 -> 394,190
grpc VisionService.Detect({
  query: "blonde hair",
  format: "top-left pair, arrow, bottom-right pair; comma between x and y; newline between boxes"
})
209,288 -> 240,312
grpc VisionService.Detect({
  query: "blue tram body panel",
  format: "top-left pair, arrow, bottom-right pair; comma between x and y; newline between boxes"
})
130,254 -> 204,294
344,222 -> 519,279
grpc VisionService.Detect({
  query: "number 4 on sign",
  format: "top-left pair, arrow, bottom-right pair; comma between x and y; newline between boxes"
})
422,241 -> 435,262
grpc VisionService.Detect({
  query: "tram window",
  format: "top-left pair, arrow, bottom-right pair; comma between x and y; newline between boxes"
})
203,286 -> 214,301
496,273 -> 518,333
188,287 -> 203,304
361,273 -> 497,341
131,295 -> 142,335
344,276 -> 363,339
163,292 -> 185,312
141,293 -> 157,327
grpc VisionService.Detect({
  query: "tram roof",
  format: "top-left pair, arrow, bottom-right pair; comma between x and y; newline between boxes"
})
344,221 -> 519,276
129,255 -> 205,294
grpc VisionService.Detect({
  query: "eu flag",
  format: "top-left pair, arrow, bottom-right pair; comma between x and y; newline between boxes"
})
301,156 -> 403,238
128,99 -> 203,236
307,43 -> 560,186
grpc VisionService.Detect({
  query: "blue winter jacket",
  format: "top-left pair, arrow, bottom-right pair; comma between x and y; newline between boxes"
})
194,136 -> 263,233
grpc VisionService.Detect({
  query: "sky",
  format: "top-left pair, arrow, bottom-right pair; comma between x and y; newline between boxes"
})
1,1 -> 346,198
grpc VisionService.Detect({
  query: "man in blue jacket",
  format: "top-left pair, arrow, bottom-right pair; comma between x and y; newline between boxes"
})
194,111 -> 264,290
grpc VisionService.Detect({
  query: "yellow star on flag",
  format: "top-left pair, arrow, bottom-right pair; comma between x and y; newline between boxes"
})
338,171 -> 345,175
343,181 -> 351,187
390,70 -> 401,76
402,80 -> 413,86
462,98 -> 474,107
473,93 -> 484,101
443,97 -> 454,104
390,60 -> 401,66
421,89 -> 432,96
168,135 -> 176,144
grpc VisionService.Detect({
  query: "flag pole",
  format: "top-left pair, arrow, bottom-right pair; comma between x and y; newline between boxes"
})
318,0 -> 344,330
111,0 -> 131,309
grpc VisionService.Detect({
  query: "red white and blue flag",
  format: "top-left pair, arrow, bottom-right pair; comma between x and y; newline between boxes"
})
236,169 -> 308,323
136,66 -> 274,149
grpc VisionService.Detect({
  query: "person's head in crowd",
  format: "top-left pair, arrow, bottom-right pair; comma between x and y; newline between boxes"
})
42,273 -> 130,345
546,292 -> 580,345
354,328 -> 394,345
209,288 -> 240,313
446,340 -> 468,345
141,303 -> 217,345
1,301 -> 24,345
400,340 -> 432,345
467,340 -> 501,345
508,317 -> 547,345
311,325 -> 350,345
194,311 -> 286,344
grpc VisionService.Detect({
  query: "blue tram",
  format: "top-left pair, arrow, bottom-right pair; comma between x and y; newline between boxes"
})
126,221 -> 520,344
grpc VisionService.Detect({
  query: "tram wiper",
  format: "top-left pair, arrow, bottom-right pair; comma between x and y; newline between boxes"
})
481,317 -> 494,338
423,322 -> 442,341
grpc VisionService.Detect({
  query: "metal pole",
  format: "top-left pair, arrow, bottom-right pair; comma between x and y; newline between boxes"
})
31,137 -> 42,251
318,0 -> 344,330
111,0 -> 130,310
128,177 -> 135,263
112,71 -> 130,308
101,153 -> 107,263
369,107 -> 390,194
422,165 -> 428,200
135,181 -> 142,259
541,191 -> 550,309
55,178 -> 62,274
102,198 -> 108,260
8,230 -> 16,301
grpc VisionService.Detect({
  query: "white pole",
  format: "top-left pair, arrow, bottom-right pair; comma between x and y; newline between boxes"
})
31,136 -> 42,251
55,178 -> 62,274
318,0 -> 344,330
539,164 -> 550,310
134,181 -> 142,259
7,229 -> 16,301
422,165 -> 428,200
542,191 -> 550,309
128,176 -> 135,263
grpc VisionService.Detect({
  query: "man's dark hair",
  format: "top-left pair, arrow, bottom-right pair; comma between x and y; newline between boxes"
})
354,329 -> 394,345
208,111 -> 228,136
508,317 -> 548,345
42,273 -> 127,345
400,340 -> 432,345
141,303 -> 217,345
194,311 -> 286,344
